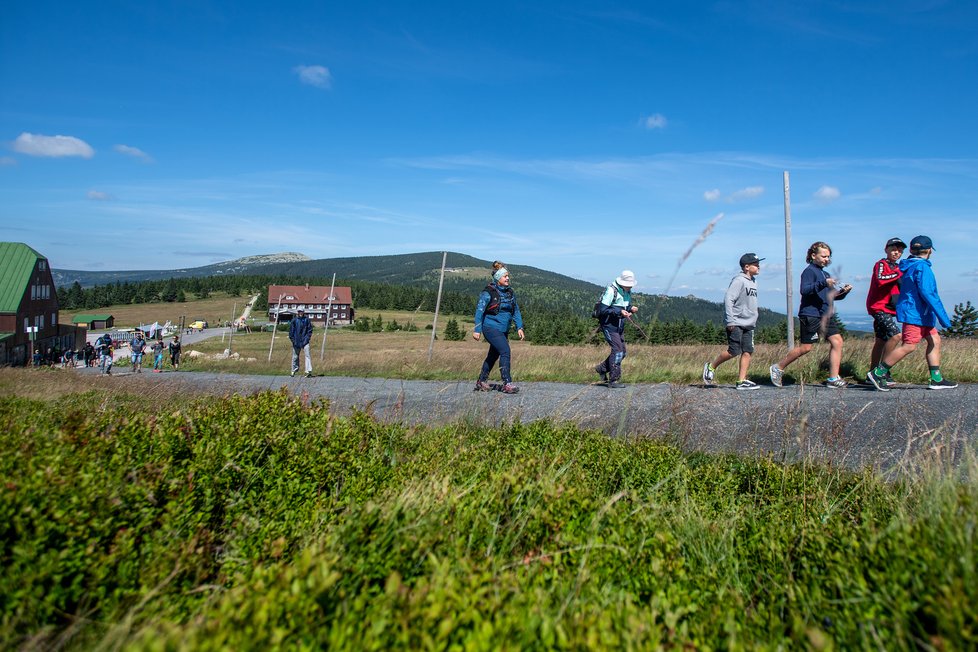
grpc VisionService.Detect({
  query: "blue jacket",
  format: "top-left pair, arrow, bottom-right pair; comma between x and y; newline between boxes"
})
896,256 -> 951,328
474,283 -> 523,334
289,315 -> 313,347
597,283 -> 633,332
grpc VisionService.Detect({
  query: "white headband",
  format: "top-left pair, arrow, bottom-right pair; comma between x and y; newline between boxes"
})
493,267 -> 509,282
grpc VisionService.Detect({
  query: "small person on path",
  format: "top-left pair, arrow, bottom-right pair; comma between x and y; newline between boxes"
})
96,333 -> 113,375
867,235 -> 957,391
594,270 -> 638,388
473,261 -> 525,394
152,338 -> 165,372
770,241 -> 852,388
865,237 -> 906,381
703,253 -> 762,390
130,331 -> 147,373
168,335 -> 182,370
289,308 -> 313,377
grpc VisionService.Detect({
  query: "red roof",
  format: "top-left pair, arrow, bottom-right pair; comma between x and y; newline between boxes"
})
267,284 -> 352,305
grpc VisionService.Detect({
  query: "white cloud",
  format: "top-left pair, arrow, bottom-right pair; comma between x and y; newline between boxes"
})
12,132 -> 94,158
294,64 -> 332,89
729,186 -> 764,202
814,185 -> 841,201
114,144 -> 153,163
703,188 -> 721,202
644,113 -> 668,129
0,156 -> 16,166
87,190 -> 113,201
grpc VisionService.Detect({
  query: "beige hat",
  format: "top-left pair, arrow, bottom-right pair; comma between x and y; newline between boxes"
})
616,270 -> 636,287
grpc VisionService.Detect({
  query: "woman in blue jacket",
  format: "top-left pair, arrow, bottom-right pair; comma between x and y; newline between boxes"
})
473,261 -> 524,394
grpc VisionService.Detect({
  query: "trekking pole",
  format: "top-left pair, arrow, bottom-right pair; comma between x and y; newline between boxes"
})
625,314 -> 650,341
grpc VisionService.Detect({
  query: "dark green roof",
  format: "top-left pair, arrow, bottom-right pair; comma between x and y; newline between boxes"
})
0,243 -> 44,313
72,314 -> 113,323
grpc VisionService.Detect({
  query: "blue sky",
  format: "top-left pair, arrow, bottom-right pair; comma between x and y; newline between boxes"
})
2,1 -> 977,317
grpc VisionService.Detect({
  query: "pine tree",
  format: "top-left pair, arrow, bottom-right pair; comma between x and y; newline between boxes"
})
444,318 -> 466,341
946,301 -> 978,337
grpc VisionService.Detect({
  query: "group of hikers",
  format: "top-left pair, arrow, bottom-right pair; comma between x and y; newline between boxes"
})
89,332 -> 182,375
469,234 -> 956,393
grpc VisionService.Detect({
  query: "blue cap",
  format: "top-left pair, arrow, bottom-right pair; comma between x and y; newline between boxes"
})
909,235 -> 934,251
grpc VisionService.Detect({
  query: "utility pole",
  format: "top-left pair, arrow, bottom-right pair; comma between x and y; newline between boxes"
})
267,293 -> 284,363
783,171 -> 795,351
428,252 -> 447,362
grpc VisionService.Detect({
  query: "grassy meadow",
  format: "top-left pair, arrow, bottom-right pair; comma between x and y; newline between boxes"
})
61,293 -> 256,330
173,317 -> 978,386
1,379 -> 976,650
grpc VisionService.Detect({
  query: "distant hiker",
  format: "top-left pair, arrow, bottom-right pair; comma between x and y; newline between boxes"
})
770,242 -> 852,388
865,237 -> 906,379
289,308 -> 313,377
96,334 -> 113,374
703,253 -> 762,390
130,331 -> 147,373
473,261 -> 525,394
152,338 -> 165,372
593,270 -> 638,388
62,348 -> 75,368
867,235 -> 957,391
83,342 -> 95,367
32,349 -> 42,367
168,335 -> 182,370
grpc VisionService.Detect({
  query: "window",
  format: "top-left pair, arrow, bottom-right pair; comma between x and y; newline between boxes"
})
38,260 -> 47,271
52,312 -> 58,326
31,285 -> 36,300
23,317 -> 28,333
40,315 -> 45,330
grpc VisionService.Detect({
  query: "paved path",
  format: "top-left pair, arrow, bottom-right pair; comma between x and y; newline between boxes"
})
75,366 -> 976,475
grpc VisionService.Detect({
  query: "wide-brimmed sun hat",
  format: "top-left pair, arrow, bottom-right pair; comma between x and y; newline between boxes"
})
616,270 -> 636,287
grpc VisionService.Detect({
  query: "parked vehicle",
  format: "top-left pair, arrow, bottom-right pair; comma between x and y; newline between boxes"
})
189,320 -> 208,330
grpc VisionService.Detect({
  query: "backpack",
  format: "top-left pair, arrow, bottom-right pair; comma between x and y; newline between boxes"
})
591,286 -> 619,319
483,285 -> 515,316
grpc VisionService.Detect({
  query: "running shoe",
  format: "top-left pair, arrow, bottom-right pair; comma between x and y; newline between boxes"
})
736,379 -> 759,391
474,380 -> 492,392
824,377 -> 848,388
928,378 -> 958,390
702,362 -> 715,385
769,364 -> 784,388
500,383 -> 520,394
866,370 -> 890,392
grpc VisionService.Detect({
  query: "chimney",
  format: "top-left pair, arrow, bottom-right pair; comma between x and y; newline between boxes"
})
305,283 -> 309,290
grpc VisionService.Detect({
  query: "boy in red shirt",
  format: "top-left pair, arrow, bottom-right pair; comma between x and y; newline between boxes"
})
865,237 -> 906,379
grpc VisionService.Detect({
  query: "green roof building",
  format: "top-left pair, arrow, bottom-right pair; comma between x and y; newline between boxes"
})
0,242 -> 83,365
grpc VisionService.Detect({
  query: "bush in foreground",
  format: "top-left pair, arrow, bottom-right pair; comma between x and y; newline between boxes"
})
1,390 -> 975,649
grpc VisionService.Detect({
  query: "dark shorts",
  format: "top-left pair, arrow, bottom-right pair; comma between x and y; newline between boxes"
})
726,326 -> 755,356
799,314 -> 841,344
872,312 -> 900,341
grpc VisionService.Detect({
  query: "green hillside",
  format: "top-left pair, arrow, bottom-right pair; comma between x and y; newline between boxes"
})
54,251 -> 785,326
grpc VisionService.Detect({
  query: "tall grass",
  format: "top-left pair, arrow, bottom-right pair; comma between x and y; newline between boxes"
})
1,389 -> 974,649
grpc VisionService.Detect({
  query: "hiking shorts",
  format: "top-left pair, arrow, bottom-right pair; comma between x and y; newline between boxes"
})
726,326 -> 755,356
902,323 -> 938,345
872,312 -> 900,341
799,314 -> 841,344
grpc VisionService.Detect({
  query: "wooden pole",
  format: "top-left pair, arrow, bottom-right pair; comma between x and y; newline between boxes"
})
783,171 -> 795,351
427,252 -> 447,362
267,293 -> 284,362
226,302 -> 237,353
320,273 -> 337,361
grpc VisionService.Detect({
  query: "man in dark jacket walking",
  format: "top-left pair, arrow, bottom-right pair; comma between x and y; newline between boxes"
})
288,308 -> 314,377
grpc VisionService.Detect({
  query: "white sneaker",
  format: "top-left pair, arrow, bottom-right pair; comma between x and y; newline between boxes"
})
702,362 -> 715,385
769,364 -> 784,388
736,379 -> 760,391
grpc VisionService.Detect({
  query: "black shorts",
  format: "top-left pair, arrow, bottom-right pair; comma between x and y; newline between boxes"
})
726,326 -> 755,356
799,314 -> 841,344
872,312 -> 900,341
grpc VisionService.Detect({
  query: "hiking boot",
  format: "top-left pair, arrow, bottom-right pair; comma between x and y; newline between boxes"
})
702,362 -> 715,385
866,370 -> 890,392
608,381 -> 627,389
594,364 -> 607,383
474,380 -> 492,392
500,383 -> 520,394
305,371 -> 313,378
928,378 -> 958,390
769,364 -> 784,388
736,379 -> 759,391
824,377 -> 848,388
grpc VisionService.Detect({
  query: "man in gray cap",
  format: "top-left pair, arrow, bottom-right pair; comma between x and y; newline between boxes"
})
288,307 -> 314,377
703,253 -> 763,390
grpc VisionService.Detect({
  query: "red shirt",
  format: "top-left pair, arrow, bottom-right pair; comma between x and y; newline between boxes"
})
865,258 -> 902,315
